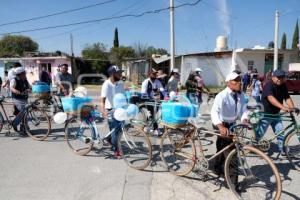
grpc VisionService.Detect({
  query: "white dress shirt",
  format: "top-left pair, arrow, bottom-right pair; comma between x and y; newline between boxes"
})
211,87 -> 248,125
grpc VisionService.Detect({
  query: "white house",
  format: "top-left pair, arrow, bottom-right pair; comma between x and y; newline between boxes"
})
177,48 -> 299,86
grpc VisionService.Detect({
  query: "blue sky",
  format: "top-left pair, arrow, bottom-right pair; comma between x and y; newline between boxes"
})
0,0 -> 299,56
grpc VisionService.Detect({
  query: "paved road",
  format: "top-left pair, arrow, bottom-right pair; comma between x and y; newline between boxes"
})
0,91 -> 299,200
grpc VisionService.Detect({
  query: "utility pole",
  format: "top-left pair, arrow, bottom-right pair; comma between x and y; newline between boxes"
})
274,10 -> 279,70
70,33 -> 76,78
70,33 -> 74,56
170,0 -> 175,72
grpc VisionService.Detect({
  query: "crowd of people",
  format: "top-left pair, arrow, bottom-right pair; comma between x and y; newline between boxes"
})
0,62 -> 297,163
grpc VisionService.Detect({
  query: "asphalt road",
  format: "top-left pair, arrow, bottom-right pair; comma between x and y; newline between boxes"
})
0,91 -> 299,200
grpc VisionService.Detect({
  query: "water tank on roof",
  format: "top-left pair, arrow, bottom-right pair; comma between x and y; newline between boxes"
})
215,36 -> 228,52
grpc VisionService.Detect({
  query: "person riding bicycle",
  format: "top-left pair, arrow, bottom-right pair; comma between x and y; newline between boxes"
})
141,69 -> 165,136
10,67 -> 30,134
211,72 -> 248,176
100,65 -> 125,158
256,69 -> 296,155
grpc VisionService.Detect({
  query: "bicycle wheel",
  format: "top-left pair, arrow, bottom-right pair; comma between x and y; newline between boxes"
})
24,107 -> 51,141
118,125 -> 152,170
160,128 -> 196,176
64,118 -> 93,156
224,145 -> 281,200
285,130 -> 300,171
34,98 -> 58,118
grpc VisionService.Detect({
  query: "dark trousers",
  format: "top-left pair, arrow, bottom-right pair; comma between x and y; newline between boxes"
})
213,123 -> 234,176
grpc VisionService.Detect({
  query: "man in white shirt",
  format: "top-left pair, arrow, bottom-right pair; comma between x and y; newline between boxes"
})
141,69 -> 165,99
211,72 -> 248,176
141,69 -> 165,136
100,65 -> 125,158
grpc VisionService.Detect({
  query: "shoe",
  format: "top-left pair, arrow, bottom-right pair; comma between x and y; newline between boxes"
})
113,150 -> 121,158
153,129 -> 163,137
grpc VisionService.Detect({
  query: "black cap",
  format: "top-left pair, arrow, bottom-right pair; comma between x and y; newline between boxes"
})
107,65 -> 123,75
233,69 -> 241,75
272,69 -> 286,77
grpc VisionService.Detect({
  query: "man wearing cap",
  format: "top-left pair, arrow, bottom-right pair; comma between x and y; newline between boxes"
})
167,68 -> 180,92
10,66 -> 30,134
57,64 -> 73,96
100,65 -> 125,157
211,72 -> 248,176
256,69 -> 296,155
188,68 -> 210,106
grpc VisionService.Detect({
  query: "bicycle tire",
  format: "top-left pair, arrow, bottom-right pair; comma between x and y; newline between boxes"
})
224,145 -> 282,200
0,113 -> 4,133
34,97 -> 59,118
284,130 -> 300,171
160,128 -> 196,176
118,125 -> 152,170
24,107 -> 51,141
64,118 -> 93,156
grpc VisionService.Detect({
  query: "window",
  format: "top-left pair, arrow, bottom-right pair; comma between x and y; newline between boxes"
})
248,60 -> 254,70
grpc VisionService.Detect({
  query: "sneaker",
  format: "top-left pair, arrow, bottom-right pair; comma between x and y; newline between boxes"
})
113,150 -> 121,158
153,129 -> 163,137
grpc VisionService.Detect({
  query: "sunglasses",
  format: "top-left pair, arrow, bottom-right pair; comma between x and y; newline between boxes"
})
277,76 -> 286,79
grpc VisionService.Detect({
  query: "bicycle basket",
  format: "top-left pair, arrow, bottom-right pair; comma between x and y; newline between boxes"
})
32,83 -> 50,98
61,97 -> 92,113
161,95 -> 198,125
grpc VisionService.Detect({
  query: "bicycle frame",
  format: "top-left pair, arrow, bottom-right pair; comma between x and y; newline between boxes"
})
247,111 -> 299,143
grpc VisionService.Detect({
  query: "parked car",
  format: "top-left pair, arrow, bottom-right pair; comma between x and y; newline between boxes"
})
286,71 -> 300,94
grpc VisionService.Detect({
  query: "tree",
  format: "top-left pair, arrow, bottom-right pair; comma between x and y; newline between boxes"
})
268,41 -> 274,49
292,19 -> 299,49
281,33 -> 287,49
113,28 -> 119,48
0,35 -> 38,57
133,42 -> 169,58
109,46 -> 135,66
81,43 -> 109,72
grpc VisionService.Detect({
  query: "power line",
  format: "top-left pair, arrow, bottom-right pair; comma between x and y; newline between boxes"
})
0,0 -> 118,27
0,0 -> 203,36
35,0 -> 147,41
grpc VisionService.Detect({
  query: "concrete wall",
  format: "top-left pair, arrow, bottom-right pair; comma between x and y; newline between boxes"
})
180,55 -> 232,86
235,50 -> 299,74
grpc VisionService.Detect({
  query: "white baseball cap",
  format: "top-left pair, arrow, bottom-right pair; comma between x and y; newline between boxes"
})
14,67 -> 26,75
172,68 -> 180,74
194,67 -> 203,72
225,72 -> 240,82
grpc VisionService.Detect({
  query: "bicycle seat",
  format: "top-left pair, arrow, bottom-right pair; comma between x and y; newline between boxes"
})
229,124 -> 252,135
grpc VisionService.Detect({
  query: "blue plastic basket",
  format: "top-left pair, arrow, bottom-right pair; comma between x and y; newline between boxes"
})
32,84 -> 50,93
162,102 -> 197,125
61,97 -> 92,112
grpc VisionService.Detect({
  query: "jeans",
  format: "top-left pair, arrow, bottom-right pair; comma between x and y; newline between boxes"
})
253,95 -> 261,104
107,110 -> 123,152
255,117 -> 284,151
187,93 -> 202,110
12,98 -> 27,127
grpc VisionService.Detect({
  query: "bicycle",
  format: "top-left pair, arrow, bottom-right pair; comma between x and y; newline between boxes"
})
0,95 -> 51,141
64,105 -> 152,170
239,106 -> 300,171
159,119 -> 282,200
34,91 -> 63,118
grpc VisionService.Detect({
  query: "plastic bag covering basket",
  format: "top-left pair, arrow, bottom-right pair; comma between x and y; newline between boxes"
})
61,97 -> 92,112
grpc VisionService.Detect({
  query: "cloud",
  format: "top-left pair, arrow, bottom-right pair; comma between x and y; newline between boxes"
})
216,0 -> 230,36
